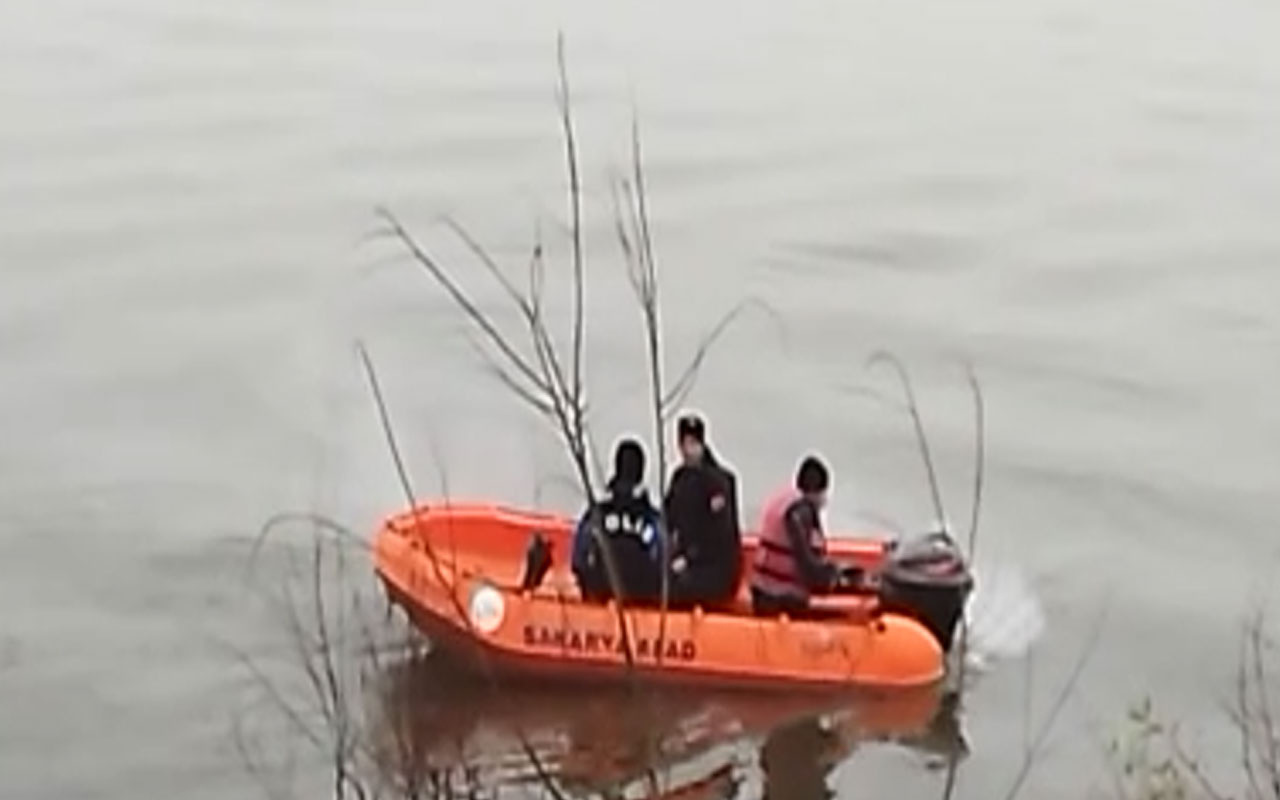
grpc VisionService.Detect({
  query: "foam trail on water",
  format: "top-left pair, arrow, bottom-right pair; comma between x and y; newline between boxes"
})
960,560 -> 1046,673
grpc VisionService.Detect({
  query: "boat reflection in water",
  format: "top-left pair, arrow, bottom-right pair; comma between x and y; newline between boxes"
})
366,651 -> 967,799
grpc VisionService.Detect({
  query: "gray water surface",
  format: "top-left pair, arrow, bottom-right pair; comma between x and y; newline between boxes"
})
2,0 -> 1279,797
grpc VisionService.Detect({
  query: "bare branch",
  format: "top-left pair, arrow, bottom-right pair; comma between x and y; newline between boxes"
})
1001,599 -> 1110,800
611,178 -> 646,301
382,204 -> 598,503
225,637 -> 326,751
964,363 -> 986,563
231,712 -> 297,800
555,31 -> 587,443
867,351 -> 947,530
944,363 -> 987,704
458,330 -> 558,418
443,214 -> 579,426
522,234 -> 577,420
247,511 -> 373,587
357,342 -> 425,516
1169,731 -> 1233,800
662,298 -> 783,417
610,119 -> 677,648
1233,618 -> 1266,799
374,208 -> 553,401
440,215 -> 533,318
375,192 -> 640,683
528,225 -> 547,314
630,114 -> 658,300
1248,614 -> 1280,795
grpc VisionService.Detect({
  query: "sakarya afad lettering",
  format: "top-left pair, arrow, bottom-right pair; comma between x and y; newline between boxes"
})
522,624 -> 697,661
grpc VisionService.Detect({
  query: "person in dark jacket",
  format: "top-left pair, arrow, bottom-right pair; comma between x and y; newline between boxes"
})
572,437 -> 664,602
664,414 -> 743,608
749,455 -> 857,618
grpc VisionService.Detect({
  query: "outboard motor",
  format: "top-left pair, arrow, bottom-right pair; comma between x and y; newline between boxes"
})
877,531 -> 974,652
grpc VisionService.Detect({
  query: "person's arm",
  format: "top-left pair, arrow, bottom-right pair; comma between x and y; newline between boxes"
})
721,470 -> 741,536
663,469 -> 684,548
704,471 -> 734,553
668,468 -> 708,559
783,501 -> 839,591
662,471 -> 676,527
644,498 -> 666,564
707,470 -> 728,516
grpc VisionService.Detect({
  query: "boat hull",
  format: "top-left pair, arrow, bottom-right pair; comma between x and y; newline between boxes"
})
373,502 -> 946,691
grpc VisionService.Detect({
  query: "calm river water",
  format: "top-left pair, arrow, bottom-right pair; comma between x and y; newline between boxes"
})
2,0 -> 1279,798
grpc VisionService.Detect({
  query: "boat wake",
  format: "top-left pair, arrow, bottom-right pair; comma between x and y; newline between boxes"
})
959,559 -> 1047,673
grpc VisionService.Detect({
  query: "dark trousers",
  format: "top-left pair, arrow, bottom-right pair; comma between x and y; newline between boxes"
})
750,587 -> 846,620
751,587 -> 809,616
667,560 -> 740,609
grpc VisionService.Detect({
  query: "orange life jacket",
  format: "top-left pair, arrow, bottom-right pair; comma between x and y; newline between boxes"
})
750,485 -> 827,602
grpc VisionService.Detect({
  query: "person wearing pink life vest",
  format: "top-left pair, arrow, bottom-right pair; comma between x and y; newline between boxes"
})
749,454 -> 857,617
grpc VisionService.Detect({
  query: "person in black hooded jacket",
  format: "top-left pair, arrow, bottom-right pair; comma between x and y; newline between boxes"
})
572,437 -> 664,602
663,414 -> 742,608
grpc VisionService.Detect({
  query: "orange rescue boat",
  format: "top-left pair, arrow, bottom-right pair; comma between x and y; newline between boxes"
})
373,502 -> 973,691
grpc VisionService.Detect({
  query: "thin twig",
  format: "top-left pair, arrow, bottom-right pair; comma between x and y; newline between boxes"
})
231,712 -> 297,800
941,749 -> 962,800
555,31 -> 587,450
1233,623 -> 1265,798
867,351 -> 947,529
964,364 -> 985,564
1248,614 -> 1280,796
1169,731 -> 1233,800
357,343 -> 421,515
952,363 -> 986,698
662,299 -> 782,417
614,117 -> 675,666
1001,600 -> 1110,800
375,208 -> 552,404
441,215 -> 578,428
224,637 -> 326,751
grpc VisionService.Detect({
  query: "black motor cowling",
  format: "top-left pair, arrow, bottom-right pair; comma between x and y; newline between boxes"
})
878,531 -> 974,652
